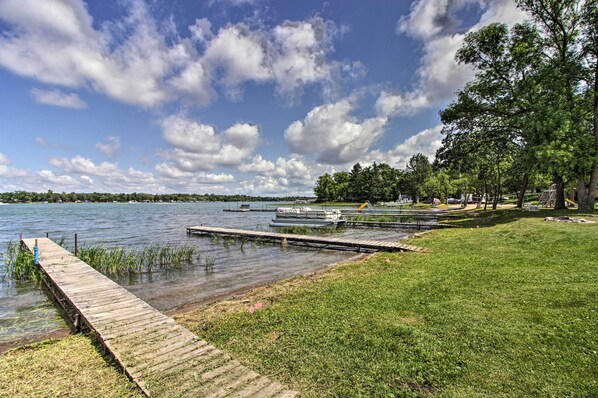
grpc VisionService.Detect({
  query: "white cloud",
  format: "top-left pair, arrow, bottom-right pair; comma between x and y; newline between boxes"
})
0,153 -> 27,178
0,1 -> 347,108
30,88 -> 87,109
155,162 -> 234,183
366,125 -> 443,168
238,155 -> 276,173
378,0 -> 529,117
285,99 -> 388,164
270,19 -> 337,100
49,155 -> 119,176
204,24 -> 269,94
37,170 -> 78,186
95,136 -> 121,157
159,115 -> 260,172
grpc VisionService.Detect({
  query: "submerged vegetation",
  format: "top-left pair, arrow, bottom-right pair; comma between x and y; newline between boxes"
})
1,241 -> 41,282
77,244 -> 200,276
278,225 -> 344,235
1,241 -> 206,280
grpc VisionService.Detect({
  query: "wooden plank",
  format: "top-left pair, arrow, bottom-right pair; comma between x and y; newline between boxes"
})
22,237 -> 298,397
188,225 -> 423,253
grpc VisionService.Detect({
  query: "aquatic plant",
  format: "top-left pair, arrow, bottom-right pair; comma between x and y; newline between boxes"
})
277,225 -> 343,235
77,244 -> 200,277
2,241 -> 42,282
204,255 -> 215,271
278,226 -> 314,235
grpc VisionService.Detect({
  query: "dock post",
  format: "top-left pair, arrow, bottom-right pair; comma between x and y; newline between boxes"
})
74,233 -> 78,256
46,232 -> 49,238
34,239 -> 39,265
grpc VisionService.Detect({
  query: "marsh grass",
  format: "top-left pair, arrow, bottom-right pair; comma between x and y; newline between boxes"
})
77,244 -> 200,277
2,241 -> 41,282
277,225 -> 344,235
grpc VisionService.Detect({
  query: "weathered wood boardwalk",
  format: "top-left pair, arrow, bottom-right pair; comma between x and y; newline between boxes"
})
22,238 -> 298,398
345,220 -> 455,230
187,226 -> 424,253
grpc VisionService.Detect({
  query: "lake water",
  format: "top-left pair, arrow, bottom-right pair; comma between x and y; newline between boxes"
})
0,202 -> 410,347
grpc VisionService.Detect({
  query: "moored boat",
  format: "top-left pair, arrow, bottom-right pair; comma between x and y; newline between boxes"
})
269,207 -> 346,228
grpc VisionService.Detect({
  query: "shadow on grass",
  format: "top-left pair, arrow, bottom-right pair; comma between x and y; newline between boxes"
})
445,207 -> 597,228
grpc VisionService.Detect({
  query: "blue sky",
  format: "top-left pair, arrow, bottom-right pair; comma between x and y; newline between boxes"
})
0,0 -> 528,195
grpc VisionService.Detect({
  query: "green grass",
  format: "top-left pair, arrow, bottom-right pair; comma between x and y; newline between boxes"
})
177,208 -> 598,397
0,335 -> 142,398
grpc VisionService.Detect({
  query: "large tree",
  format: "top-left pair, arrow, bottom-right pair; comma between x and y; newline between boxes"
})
516,0 -> 597,210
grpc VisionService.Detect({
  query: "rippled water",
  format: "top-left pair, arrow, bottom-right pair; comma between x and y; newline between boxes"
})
0,202 -> 411,346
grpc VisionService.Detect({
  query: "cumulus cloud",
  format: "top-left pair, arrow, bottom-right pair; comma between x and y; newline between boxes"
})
0,1 -> 348,108
95,136 -> 121,157
285,99 -> 388,164
0,152 -> 27,178
366,125 -> 443,168
377,0 -> 529,117
30,88 -> 87,109
159,115 -> 260,173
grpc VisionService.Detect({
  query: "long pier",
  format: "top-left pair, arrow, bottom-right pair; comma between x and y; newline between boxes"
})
187,226 -> 424,253
22,238 -> 298,398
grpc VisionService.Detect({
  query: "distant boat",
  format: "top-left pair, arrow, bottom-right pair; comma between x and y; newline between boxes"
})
269,207 -> 346,228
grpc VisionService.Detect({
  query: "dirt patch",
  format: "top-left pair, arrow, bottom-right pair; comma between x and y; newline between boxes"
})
0,328 -> 70,355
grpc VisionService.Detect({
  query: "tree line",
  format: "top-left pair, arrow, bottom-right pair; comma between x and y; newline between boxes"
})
0,190 -> 310,204
315,0 -> 597,211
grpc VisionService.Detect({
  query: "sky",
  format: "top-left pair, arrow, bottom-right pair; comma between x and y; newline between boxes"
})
0,0 -> 529,196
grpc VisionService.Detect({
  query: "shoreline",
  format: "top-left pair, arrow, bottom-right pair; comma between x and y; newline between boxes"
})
1,253 -> 372,354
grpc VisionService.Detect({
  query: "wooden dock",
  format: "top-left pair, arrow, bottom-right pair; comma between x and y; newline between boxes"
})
186,226 -> 424,253
345,220 -> 454,229
22,238 -> 298,398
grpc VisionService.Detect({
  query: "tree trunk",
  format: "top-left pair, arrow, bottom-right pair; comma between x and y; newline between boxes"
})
483,181 -> 488,211
517,173 -> 529,208
578,56 -> 598,212
553,174 -> 566,210
577,166 -> 598,211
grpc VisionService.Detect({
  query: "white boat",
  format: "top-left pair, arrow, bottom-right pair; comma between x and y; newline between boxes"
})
269,207 -> 346,228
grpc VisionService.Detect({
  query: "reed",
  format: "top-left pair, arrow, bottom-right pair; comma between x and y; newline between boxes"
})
204,255 -> 215,271
2,241 -> 42,282
77,244 -> 200,277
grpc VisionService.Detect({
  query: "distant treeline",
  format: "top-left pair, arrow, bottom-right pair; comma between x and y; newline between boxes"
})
0,190 -> 311,204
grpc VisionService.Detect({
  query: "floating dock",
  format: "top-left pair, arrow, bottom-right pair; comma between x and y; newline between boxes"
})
187,226 -> 424,253
21,237 -> 298,398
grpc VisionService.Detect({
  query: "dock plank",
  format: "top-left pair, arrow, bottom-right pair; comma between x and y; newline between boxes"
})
21,238 -> 298,397
187,226 -> 424,253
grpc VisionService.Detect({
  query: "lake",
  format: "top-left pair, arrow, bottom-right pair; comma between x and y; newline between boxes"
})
0,202 -> 410,347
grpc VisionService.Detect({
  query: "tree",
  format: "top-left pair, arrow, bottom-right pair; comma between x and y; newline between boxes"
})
332,171 -> 350,202
405,154 -> 432,203
314,173 -> 337,202
516,0 -> 597,210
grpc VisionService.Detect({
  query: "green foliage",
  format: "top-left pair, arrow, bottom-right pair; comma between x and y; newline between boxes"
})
2,241 -> 41,282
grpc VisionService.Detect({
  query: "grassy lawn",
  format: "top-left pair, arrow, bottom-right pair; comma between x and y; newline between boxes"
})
0,335 -> 141,398
176,208 -> 598,397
